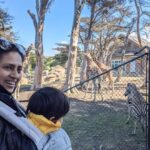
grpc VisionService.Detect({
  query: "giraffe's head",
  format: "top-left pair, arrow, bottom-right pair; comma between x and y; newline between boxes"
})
83,52 -> 93,60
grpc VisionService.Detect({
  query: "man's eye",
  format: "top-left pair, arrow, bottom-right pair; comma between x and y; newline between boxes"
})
4,66 -> 12,70
17,68 -> 22,73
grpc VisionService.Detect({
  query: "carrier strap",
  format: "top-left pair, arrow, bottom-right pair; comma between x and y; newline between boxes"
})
0,101 -> 49,150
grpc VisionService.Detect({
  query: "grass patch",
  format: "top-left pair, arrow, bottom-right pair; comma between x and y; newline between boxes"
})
62,100 -> 146,150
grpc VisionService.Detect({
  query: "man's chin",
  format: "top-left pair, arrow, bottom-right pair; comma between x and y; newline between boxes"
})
6,87 -> 16,94
7,90 -> 14,94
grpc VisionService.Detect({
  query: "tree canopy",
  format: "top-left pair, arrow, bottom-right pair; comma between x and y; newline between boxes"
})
0,2 -> 16,40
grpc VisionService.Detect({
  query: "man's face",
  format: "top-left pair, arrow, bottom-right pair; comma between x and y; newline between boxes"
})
0,51 -> 23,93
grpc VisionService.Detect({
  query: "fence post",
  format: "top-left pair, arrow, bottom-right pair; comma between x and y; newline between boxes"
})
148,47 -> 150,150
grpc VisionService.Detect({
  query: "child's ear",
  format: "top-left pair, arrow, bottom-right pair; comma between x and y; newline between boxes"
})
26,110 -> 30,114
59,118 -> 63,123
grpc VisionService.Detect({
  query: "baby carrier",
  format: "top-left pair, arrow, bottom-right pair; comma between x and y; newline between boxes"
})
0,101 -> 51,150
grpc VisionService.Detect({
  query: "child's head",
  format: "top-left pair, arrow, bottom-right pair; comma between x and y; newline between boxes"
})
26,87 -> 70,121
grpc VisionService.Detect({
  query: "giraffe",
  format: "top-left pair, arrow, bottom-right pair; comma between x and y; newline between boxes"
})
14,82 -> 20,99
91,53 -> 114,91
14,44 -> 34,99
83,52 -> 103,101
23,43 -> 35,75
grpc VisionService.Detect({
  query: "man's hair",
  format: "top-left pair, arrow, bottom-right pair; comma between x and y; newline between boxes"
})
0,49 -> 25,62
26,87 -> 70,120
0,38 -> 25,61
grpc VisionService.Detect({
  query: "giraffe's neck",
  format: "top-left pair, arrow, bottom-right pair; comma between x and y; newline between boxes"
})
94,59 -> 110,71
87,57 -> 92,63
87,59 -> 94,67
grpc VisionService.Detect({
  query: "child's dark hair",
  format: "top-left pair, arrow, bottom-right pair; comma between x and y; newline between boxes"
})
26,87 -> 70,120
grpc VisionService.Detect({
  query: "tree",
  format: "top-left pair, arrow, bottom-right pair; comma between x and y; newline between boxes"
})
79,0 -> 132,83
52,52 -> 68,66
79,0 -> 99,83
0,3 -> 16,40
0,11 -> 4,31
28,0 -> 54,89
126,0 -> 150,46
128,0 -> 150,86
115,19 -> 135,82
43,56 -> 54,70
52,43 -> 69,66
63,0 -> 86,92
134,0 -> 142,47
29,51 -> 36,72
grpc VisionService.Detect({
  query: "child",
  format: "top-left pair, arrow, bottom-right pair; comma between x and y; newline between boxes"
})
26,87 -> 72,150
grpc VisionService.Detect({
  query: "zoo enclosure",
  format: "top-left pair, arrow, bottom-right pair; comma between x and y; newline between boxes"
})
64,46 -> 150,150
19,46 -> 150,150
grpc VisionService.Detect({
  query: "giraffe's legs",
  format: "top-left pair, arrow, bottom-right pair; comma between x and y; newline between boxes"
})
109,79 -> 114,92
83,81 -> 90,99
97,77 -> 104,101
14,84 -> 20,99
84,80 -> 96,101
93,79 -> 97,102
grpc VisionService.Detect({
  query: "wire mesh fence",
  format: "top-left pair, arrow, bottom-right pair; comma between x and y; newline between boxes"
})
18,47 -> 150,150
63,51 -> 149,150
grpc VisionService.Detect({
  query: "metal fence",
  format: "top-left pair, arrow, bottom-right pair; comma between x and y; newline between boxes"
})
63,47 -> 150,150
19,47 -> 150,150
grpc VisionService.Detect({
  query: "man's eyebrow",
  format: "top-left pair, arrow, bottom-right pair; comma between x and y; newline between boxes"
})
2,63 -> 14,65
2,63 -> 22,67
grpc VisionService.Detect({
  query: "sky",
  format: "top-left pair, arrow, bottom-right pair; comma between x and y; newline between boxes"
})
2,0 -> 75,56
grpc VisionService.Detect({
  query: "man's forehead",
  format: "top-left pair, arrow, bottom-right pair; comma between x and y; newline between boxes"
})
0,59 -> 23,66
0,52 -> 22,62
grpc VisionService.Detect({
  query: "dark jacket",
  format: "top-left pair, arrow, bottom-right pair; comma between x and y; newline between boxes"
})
0,86 -> 37,150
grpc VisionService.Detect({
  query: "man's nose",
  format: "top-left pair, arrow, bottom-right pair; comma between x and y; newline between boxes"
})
10,70 -> 20,78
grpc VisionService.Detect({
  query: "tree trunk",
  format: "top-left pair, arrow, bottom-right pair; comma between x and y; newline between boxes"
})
63,0 -> 85,92
115,53 -> 125,82
33,52 -> 43,89
80,0 -> 97,83
32,23 -> 44,89
134,0 -> 148,87
134,0 -> 142,47
80,43 -> 88,83
28,0 -> 54,90
64,27 -> 80,92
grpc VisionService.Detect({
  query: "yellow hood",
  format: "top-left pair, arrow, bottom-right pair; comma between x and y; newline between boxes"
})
28,112 -> 61,134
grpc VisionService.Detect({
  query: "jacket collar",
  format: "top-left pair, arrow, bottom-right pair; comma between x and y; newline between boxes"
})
0,85 -> 26,117
28,112 -> 61,134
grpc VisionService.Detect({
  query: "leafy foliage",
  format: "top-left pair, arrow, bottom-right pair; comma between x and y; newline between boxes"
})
43,56 -> 54,70
0,2 -> 16,40
52,51 -> 68,67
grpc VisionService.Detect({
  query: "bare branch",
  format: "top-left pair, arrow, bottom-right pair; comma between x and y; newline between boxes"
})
27,10 -> 38,30
46,0 -> 54,12
36,0 -> 40,19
